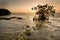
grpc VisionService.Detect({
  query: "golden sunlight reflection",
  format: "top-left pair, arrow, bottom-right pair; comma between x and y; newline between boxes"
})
30,9 -> 37,13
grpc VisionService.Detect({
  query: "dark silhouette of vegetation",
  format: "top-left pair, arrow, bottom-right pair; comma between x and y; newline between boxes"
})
0,8 -> 11,16
32,4 -> 55,21
31,4 -> 56,28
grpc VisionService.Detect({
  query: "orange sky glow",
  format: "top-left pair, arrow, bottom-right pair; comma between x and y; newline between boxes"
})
0,0 -> 60,13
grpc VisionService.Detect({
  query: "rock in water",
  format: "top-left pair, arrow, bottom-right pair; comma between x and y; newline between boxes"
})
0,9 -> 11,16
24,29 -> 32,36
17,17 -> 23,19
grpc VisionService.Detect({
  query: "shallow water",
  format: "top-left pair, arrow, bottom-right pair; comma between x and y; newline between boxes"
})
0,13 -> 60,40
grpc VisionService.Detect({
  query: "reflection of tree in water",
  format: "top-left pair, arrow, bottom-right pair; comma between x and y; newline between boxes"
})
31,4 -> 55,28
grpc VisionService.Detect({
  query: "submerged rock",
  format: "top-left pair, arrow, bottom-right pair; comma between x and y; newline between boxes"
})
17,17 -> 23,19
11,17 -> 17,19
24,29 -> 32,36
26,25 -> 30,28
0,18 -> 11,20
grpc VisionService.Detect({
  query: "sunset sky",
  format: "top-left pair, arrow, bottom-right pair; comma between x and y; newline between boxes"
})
0,0 -> 60,13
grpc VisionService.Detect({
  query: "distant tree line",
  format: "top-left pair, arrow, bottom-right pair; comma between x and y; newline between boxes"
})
0,8 -> 11,16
